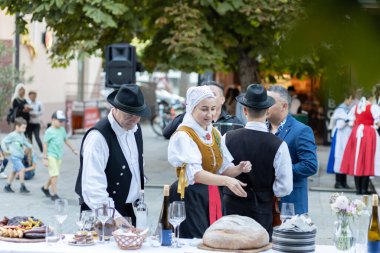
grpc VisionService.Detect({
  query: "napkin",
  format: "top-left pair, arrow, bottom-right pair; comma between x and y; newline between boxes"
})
277,214 -> 317,232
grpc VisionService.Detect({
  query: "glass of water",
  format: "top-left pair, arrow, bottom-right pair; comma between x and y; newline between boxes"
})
280,203 -> 295,223
46,221 -> 59,246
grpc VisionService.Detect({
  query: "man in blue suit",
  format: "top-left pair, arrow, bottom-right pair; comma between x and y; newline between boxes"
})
267,86 -> 318,214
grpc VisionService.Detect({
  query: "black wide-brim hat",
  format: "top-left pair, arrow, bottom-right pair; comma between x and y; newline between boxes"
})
107,84 -> 151,118
236,84 -> 275,109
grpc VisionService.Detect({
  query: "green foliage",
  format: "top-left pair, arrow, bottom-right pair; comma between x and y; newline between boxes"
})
0,41 -> 32,120
0,0 -> 301,88
279,0 -> 380,92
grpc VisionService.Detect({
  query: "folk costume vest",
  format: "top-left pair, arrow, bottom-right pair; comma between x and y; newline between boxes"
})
224,128 -> 281,201
75,118 -> 144,215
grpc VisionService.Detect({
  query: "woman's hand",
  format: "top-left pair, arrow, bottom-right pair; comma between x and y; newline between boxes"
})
224,177 -> 247,197
237,161 -> 252,173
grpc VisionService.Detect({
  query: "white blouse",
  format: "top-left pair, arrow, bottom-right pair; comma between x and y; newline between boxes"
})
168,114 -> 233,185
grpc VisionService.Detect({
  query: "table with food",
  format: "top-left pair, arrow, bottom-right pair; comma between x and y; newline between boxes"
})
0,214 -> 340,253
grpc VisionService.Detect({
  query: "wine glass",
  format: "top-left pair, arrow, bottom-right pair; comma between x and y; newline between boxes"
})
95,203 -> 112,243
76,213 -> 85,231
168,201 -> 186,248
54,198 -> 68,243
280,203 -> 295,223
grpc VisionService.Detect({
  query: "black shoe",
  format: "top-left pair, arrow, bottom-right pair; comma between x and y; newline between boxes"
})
334,183 -> 344,189
4,185 -> 14,193
41,186 -> 51,197
20,185 -> 30,193
342,184 -> 352,189
51,194 -> 60,201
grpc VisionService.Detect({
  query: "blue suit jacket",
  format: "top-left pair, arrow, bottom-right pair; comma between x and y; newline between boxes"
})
278,115 -> 318,214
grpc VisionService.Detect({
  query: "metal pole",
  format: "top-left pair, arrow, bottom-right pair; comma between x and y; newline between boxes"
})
15,13 -> 20,76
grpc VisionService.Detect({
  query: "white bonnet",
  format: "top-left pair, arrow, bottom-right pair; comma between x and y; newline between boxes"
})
186,86 -> 216,114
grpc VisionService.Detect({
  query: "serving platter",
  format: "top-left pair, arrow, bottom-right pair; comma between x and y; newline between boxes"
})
198,242 -> 272,253
0,236 -> 45,243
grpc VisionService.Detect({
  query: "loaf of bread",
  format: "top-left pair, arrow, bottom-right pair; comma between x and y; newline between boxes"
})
203,215 -> 269,250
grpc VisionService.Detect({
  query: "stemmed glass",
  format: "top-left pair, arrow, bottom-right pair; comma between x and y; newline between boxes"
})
54,199 -> 68,243
168,201 -> 186,248
95,203 -> 112,243
280,203 -> 295,223
76,213 -> 85,231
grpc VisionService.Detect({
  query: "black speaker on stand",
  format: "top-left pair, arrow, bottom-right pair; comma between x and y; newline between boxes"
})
105,43 -> 136,88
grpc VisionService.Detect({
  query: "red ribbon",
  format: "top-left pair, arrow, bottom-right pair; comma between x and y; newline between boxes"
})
205,133 -> 211,140
208,185 -> 222,225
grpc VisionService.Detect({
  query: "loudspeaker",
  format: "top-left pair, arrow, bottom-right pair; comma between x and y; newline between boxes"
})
105,43 -> 136,88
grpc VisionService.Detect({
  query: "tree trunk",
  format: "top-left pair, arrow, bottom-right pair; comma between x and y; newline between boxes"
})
238,51 -> 260,92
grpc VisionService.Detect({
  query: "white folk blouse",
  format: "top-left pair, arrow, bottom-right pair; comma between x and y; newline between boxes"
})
168,113 -> 233,185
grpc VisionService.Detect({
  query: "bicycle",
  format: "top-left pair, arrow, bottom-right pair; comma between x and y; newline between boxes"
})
150,100 -> 176,136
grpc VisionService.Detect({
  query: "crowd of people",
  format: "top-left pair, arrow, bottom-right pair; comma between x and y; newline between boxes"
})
0,83 -> 77,200
327,85 -> 380,195
73,82 -> 317,240
4,80 -> 380,242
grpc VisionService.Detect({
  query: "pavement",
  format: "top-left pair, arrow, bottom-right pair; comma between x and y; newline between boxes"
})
0,123 -> 376,245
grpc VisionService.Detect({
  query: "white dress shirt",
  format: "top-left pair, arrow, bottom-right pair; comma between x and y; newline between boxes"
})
82,110 -> 141,218
221,121 -> 293,197
168,113 -> 233,185
27,99 -> 43,124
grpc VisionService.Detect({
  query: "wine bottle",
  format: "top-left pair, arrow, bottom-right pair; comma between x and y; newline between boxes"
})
136,190 -> 148,229
161,185 -> 172,246
368,194 -> 380,253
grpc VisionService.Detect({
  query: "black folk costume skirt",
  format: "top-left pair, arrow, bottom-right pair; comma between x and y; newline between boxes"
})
169,180 -> 223,239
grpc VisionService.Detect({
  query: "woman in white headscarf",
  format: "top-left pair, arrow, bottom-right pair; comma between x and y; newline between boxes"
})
167,86 -> 252,239
11,83 -> 31,123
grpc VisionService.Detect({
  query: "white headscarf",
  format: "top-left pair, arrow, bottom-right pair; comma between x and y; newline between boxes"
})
11,83 -> 26,102
185,86 -> 215,114
179,86 -> 216,139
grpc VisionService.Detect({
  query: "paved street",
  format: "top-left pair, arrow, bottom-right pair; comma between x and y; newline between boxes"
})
0,123 -> 369,245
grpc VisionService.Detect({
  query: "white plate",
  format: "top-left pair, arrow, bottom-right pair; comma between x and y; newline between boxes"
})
68,241 -> 95,246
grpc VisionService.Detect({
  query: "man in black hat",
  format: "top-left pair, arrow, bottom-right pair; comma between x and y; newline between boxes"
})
221,84 -> 293,238
75,84 -> 151,227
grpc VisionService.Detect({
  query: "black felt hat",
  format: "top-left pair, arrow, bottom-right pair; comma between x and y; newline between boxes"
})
107,84 -> 151,117
236,84 -> 275,109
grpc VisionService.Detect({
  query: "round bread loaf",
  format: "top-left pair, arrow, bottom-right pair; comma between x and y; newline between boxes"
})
203,215 -> 269,250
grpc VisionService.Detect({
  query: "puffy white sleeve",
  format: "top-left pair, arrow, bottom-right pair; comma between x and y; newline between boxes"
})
371,104 -> 380,124
168,131 -> 203,185
333,108 -> 349,129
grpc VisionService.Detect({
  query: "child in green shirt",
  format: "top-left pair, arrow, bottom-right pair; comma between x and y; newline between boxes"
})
42,110 -> 78,201
1,117 -> 32,193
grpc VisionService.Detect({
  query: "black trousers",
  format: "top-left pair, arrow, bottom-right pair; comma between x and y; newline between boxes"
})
80,202 -> 136,226
26,123 -> 43,152
224,193 -> 273,240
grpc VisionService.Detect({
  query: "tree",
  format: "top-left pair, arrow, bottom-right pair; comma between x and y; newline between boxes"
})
0,41 -> 32,120
0,0 -> 301,91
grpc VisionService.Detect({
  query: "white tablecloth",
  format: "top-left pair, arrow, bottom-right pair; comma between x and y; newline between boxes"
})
0,238 -> 338,253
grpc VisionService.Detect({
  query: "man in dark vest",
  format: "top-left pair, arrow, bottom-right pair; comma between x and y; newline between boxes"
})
75,84 -> 151,227
221,84 -> 293,238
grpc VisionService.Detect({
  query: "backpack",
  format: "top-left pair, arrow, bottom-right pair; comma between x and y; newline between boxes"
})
6,107 -> 16,124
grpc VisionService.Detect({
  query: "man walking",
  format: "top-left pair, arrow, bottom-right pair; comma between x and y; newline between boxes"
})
75,84 -> 151,227
267,85 -> 318,215
222,84 -> 293,237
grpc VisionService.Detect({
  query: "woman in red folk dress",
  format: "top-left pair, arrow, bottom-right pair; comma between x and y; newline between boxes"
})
340,97 -> 380,194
